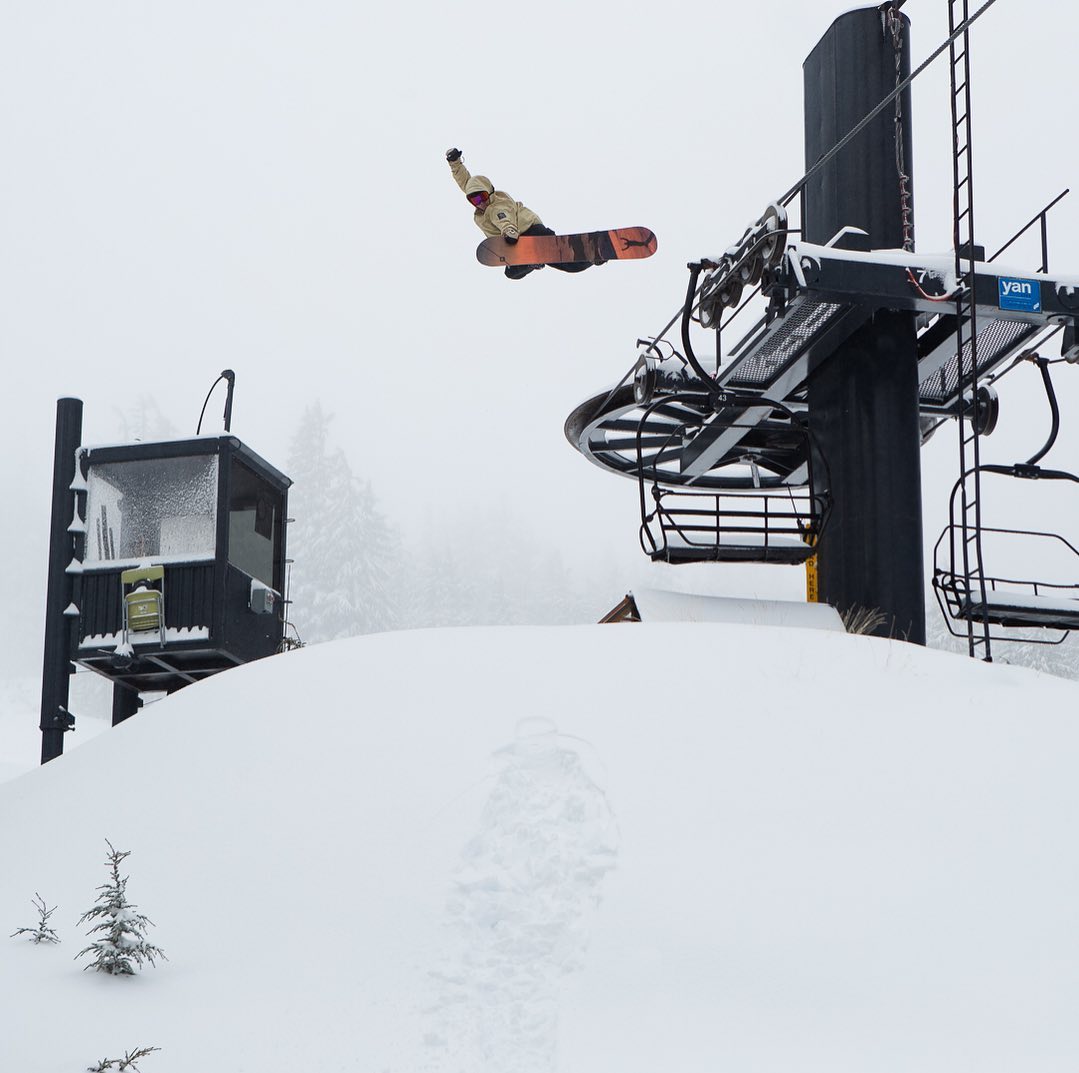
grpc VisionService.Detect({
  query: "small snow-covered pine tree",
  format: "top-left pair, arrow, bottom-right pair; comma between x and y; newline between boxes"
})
10,892 -> 60,944
113,395 -> 179,443
76,841 -> 166,975
87,1045 -> 160,1072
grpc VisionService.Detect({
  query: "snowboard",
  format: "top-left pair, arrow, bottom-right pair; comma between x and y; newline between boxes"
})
476,227 -> 657,267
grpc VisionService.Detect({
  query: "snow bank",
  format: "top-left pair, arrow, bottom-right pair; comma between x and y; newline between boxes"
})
629,588 -> 845,630
2,623 -> 1079,1072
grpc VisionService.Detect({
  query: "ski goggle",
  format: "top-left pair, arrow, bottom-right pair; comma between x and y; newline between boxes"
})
467,191 -> 489,206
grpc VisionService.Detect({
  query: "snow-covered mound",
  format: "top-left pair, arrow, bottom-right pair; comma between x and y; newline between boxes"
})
2,623 -> 1079,1073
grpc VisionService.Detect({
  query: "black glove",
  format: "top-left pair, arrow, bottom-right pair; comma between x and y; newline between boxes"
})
503,226 -> 519,244
446,147 -> 462,162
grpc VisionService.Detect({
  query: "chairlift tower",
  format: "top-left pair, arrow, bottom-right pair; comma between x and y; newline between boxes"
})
565,1 -> 1079,647
802,5 -> 923,642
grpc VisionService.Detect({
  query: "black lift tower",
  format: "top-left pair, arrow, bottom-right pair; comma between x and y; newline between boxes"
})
802,6 -> 924,642
565,2 -> 1079,650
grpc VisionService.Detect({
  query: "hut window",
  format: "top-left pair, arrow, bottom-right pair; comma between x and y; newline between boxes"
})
84,455 -> 218,564
228,459 -> 279,588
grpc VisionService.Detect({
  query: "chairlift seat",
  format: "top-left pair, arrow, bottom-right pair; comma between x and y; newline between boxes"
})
122,565 -> 165,635
960,589 -> 1079,631
650,532 -> 815,565
631,390 -> 830,567
641,487 -> 824,566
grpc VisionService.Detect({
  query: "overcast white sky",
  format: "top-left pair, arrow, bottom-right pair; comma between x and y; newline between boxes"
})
3,0 -> 1078,675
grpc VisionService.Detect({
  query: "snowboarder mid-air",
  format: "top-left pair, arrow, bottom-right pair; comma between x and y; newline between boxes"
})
445,147 -> 596,280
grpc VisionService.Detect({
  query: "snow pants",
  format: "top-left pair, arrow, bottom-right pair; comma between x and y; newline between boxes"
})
505,224 -> 592,280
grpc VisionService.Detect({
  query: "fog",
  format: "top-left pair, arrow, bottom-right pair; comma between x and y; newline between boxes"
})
3,0 -> 1078,678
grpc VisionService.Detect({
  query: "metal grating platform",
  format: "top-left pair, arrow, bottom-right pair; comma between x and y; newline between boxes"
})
725,299 -> 850,389
918,316 -> 1037,404
714,242 -> 1070,410
566,241 -> 1079,489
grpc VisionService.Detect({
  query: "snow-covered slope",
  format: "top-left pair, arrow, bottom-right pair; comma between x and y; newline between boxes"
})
3,623 -> 1078,1073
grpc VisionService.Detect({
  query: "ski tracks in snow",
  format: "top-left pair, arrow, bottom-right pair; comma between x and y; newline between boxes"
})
423,716 -> 620,1073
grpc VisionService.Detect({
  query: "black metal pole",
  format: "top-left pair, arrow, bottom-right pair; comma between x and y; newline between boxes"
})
40,398 -> 83,763
112,685 -> 141,726
222,369 -> 235,432
803,7 -> 926,643
802,7 -> 915,251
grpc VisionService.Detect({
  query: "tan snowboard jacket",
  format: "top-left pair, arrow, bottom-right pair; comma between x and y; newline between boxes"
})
449,158 -> 543,239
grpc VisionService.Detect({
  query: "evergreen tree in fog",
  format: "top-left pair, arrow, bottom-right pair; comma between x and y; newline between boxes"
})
287,404 -> 399,642
286,409 -> 625,637
113,395 -> 180,443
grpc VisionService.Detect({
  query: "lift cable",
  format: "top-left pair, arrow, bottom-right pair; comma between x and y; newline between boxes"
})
627,0 -> 1004,398
776,0 -> 1002,209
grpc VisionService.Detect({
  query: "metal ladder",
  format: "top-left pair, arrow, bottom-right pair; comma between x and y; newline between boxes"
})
948,0 -> 992,661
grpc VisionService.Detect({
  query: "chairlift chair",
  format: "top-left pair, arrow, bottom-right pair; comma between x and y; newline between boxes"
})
121,565 -> 165,642
636,391 -> 831,564
932,357 -> 1079,642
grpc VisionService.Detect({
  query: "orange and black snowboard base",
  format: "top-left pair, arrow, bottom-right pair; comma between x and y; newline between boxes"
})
476,227 -> 657,268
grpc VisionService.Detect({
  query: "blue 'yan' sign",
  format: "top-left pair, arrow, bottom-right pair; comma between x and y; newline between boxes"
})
998,276 -> 1042,313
